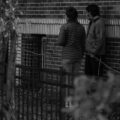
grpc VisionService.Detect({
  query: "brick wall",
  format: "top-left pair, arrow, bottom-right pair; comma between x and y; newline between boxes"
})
17,0 -> 120,74
18,0 -> 120,18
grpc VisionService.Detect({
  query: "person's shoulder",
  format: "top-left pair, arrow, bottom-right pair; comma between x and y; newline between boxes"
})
61,23 -> 68,27
95,17 -> 105,25
61,22 -> 74,29
60,23 -> 68,30
64,21 -> 85,30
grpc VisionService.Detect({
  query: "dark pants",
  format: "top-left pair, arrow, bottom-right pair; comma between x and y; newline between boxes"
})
85,54 -> 104,77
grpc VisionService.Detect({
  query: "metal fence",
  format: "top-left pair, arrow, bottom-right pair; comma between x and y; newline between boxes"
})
15,64 -> 120,120
15,64 -> 74,120
0,64 -> 120,120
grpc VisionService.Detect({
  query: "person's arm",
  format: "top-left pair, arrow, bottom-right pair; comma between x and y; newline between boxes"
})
86,20 -> 105,54
57,25 -> 67,46
81,27 -> 86,53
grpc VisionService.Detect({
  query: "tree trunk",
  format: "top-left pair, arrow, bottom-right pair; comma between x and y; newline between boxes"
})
3,30 -> 17,120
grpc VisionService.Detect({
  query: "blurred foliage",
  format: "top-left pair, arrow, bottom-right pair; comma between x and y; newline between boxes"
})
63,71 -> 120,120
0,0 -> 22,37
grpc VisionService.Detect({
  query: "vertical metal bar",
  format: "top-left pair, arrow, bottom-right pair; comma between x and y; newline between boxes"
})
45,83 -> 48,120
40,86 -> 43,120
36,86 -> 39,120
27,71 -> 29,120
56,74 -> 59,120
22,74 -> 25,120
40,71 -> 43,120
17,66 -> 20,120
31,69 -> 34,120
50,74 -> 53,120
57,75 -> 61,120
59,68 -> 64,120
55,84 -> 57,120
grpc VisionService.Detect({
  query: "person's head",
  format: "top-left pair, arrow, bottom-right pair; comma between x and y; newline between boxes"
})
86,4 -> 100,20
65,7 -> 78,21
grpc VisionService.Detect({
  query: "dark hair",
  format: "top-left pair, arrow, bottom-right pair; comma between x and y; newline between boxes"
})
65,7 -> 78,21
86,4 -> 100,17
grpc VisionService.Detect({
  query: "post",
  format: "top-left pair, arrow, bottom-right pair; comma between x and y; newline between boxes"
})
4,30 -> 17,120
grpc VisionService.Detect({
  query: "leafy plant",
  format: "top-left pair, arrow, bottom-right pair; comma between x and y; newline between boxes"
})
63,71 -> 120,120
0,0 -> 22,37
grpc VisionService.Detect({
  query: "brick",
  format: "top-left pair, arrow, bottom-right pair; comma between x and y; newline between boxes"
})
18,0 -> 120,18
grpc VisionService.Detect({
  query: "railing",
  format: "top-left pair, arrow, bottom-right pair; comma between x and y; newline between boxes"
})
15,64 -> 74,120
0,64 -> 120,120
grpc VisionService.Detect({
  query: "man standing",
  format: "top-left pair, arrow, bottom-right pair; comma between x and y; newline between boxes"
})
58,7 -> 86,74
85,4 -> 106,76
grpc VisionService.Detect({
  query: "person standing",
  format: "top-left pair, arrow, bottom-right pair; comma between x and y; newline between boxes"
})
85,4 -> 106,77
58,7 -> 86,74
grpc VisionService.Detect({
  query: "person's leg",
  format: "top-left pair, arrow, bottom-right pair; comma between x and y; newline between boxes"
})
92,56 -> 99,76
62,59 -> 73,103
73,60 -> 83,74
97,55 -> 104,77
62,59 -> 73,73
85,55 -> 93,75
89,55 -> 103,77
85,55 -> 102,76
